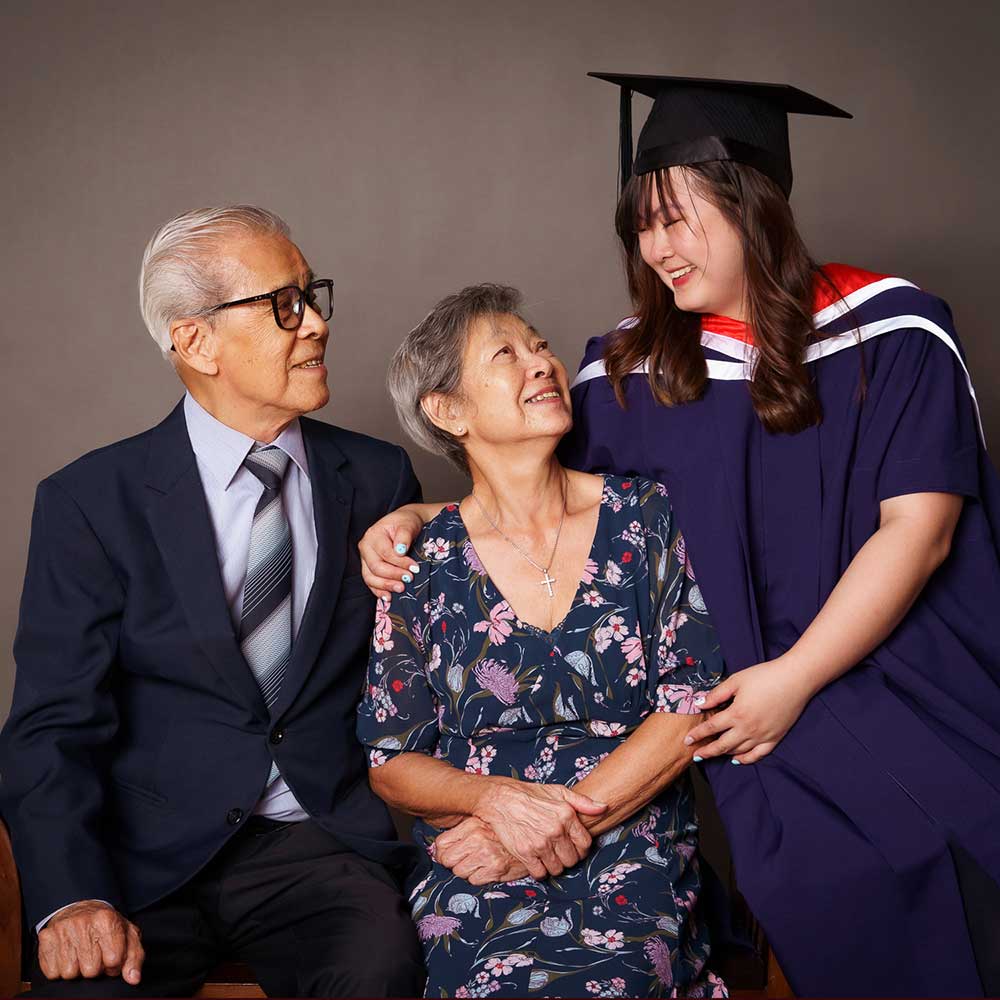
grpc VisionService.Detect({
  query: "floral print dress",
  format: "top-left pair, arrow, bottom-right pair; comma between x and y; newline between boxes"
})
357,476 -> 727,998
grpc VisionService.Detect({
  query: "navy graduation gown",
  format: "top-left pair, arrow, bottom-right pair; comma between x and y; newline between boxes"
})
560,265 -> 1000,997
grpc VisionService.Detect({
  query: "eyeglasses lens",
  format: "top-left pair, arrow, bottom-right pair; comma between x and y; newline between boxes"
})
306,282 -> 333,321
275,287 -> 303,330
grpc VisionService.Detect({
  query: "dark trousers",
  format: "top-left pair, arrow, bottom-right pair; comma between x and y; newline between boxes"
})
28,819 -> 425,998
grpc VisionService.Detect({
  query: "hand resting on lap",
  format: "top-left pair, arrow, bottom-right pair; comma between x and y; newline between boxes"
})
37,900 -> 145,983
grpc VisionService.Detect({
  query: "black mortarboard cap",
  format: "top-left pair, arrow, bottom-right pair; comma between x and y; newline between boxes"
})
589,73 -> 852,198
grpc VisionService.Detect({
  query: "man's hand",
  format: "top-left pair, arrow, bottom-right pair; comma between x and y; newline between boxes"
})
433,817 -> 530,885
473,779 -> 606,879
37,900 -> 144,983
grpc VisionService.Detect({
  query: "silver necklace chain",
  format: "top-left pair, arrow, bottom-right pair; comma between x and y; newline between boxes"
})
470,475 -> 568,598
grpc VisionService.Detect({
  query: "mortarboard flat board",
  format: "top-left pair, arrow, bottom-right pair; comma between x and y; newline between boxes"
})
589,72 -> 852,198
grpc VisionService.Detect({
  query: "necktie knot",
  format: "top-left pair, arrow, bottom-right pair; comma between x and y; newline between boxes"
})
244,445 -> 291,492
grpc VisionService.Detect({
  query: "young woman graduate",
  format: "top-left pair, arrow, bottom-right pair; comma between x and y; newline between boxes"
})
561,74 -> 1000,998
360,75 -> 1000,997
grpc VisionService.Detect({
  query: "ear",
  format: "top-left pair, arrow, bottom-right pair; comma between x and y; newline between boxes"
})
421,392 -> 467,437
170,317 -> 219,376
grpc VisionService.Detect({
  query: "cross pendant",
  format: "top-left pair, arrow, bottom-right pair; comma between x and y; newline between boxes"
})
539,571 -> 557,597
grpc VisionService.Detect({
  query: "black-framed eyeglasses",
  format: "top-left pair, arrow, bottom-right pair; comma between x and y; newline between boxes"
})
207,278 -> 334,331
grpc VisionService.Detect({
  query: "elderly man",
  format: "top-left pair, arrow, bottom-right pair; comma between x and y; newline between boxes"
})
0,206 -> 425,997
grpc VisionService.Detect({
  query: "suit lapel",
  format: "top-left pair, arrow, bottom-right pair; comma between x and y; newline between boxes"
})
270,420 -> 353,719
144,402 -> 268,719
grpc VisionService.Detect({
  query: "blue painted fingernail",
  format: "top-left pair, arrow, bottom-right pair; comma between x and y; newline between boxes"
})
694,696 -> 706,706
401,573 -> 412,584
409,564 -> 420,574
731,759 -> 741,766
693,755 -> 704,763
395,543 -> 407,555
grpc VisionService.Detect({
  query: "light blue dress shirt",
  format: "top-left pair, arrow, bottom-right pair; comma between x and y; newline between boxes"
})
183,392 -> 316,822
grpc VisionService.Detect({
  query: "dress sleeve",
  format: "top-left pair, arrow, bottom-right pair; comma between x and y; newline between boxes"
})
356,579 -> 441,768
638,481 -> 725,713
857,323 -> 981,502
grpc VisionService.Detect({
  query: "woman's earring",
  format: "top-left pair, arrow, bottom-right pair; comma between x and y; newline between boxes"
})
456,426 -> 465,435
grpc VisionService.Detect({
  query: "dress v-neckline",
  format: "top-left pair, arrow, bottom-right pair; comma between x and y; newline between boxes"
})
458,475 -> 608,640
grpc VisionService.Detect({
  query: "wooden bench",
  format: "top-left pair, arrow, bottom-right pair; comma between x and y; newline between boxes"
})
0,819 -> 790,997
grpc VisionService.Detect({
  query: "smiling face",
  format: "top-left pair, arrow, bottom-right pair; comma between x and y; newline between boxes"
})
445,313 -> 572,462
636,166 -> 747,321
178,233 -> 330,436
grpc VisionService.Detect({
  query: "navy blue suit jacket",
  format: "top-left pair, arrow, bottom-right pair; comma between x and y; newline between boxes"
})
0,400 -> 422,929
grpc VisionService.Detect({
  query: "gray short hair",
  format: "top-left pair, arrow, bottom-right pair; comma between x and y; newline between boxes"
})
388,283 -> 524,474
139,205 -> 291,355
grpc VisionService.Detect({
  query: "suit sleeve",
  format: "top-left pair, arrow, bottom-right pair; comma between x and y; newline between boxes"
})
0,479 -> 125,927
388,445 -> 422,511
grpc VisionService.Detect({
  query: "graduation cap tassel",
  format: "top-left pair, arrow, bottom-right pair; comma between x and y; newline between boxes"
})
619,86 -> 633,196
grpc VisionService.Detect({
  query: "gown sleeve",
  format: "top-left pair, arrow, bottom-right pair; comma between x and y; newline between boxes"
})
856,320 -> 982,503
560,334 -> 646,477
637,480 -> 725,714
356,576 -> 441,769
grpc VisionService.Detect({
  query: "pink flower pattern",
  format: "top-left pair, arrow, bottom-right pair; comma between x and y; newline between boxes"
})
373,597 -> 394,654
472,600 -> 515,645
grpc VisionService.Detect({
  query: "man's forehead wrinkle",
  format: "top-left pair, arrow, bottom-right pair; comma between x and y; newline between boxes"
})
218,237 -> 311,297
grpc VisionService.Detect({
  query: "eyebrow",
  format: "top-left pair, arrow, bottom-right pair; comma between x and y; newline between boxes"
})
485,322 -> 543,342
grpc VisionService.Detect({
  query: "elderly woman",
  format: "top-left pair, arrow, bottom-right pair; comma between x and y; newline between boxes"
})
357,284 -> 727,999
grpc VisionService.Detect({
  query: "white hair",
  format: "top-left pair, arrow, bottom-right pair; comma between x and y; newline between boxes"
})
388,283 -> 524,474
138,205 -> 291,355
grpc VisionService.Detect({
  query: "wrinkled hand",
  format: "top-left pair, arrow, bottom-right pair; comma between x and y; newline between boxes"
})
474,779 -> 606,879
37,900 -> 144,983
433,817 -> 530,885
684,657 -> 814,764
359,508 -> 425,599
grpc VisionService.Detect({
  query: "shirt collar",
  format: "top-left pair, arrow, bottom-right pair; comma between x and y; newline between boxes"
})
183,392 -> 310,490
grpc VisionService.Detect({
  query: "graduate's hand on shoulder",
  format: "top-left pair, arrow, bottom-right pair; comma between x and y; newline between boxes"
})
359,507 -> 426,599
683,657 -> 813,764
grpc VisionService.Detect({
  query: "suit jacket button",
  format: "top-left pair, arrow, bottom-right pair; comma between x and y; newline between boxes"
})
269,728 -> 285,745
227,808 -> 244,826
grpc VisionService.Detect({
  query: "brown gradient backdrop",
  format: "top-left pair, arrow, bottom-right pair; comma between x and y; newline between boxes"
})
2,0 -> 998,719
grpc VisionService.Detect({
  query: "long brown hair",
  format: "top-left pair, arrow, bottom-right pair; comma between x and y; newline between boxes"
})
608,161 -> 836,434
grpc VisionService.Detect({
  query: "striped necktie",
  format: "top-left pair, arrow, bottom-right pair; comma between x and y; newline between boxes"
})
240,445 -> 292,785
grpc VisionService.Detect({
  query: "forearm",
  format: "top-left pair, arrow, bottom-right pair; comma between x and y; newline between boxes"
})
369,751 -> 503,826
784,506 -> 957,698
403,501 -> 448,524
573,712 -> 699,835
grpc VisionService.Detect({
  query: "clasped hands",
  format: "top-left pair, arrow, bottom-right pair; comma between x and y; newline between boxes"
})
432,778 -> 607,886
